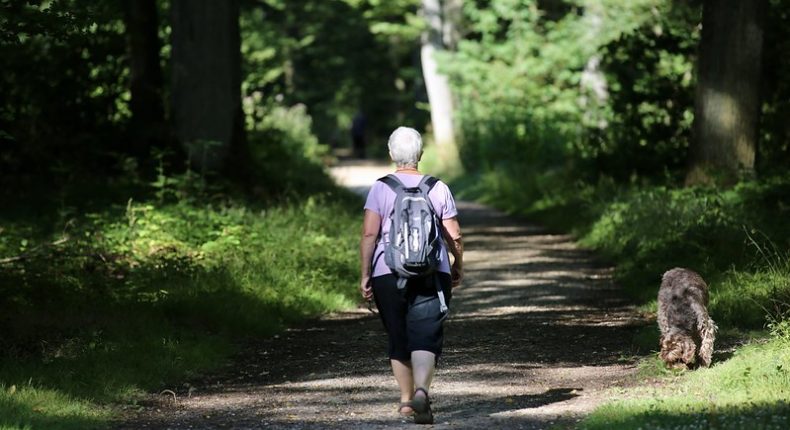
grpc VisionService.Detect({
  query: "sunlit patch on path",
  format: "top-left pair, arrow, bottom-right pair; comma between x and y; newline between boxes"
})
327,159 -> 394,196
118,161 -> 648,429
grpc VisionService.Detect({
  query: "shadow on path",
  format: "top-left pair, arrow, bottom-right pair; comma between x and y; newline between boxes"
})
117,166 -> 650,430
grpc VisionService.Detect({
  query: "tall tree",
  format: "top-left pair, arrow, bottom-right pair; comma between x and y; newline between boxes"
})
170,0 -> 245,173
421,0 -> 457,153
686,0 -> 767,185
123,0 -> 166,159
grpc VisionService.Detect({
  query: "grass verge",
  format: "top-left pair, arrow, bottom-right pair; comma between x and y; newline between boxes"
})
0,384 -> 110,430
1,178 -> 361,429
581,330 -> 790,430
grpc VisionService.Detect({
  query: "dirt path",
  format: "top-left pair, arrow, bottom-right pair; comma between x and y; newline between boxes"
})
118,161 -> 648,429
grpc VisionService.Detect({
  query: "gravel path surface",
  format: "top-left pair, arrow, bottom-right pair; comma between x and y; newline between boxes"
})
117,161 -> 649,429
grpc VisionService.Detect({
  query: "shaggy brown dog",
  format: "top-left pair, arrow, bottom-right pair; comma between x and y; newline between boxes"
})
658,268 -> 716,369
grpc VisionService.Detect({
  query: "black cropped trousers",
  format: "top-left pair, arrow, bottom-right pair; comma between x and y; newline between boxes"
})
371,273 -> 452,361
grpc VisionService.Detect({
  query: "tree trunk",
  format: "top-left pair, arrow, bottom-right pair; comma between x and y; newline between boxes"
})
421,0 -> 456,152
442,0 -> 463,50
170,0 -> 245,174
686,0 -> 766,185
123,0 -> 166,159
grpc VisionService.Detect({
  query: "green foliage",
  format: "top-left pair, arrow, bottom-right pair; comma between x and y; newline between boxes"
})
445,0 -> 790,332
760,0 -> 790,171
581,335 -> 790,430
447,1 -> 790,414
770,318 -> 790,343
580,186 -> 748,299
246,103 -> 327,162
713,264 -> 790,330
443,0 -> 573,173
0,157 -> 360,428
2,0 -> 789,427
442,0 -> 690,180
571,199 -> 790,428
590,2 -> 700,179
455,171 -> 790,331
1,0 -> 424,191
240,0 -> 425,147
459,170 -> 790,430
443,0 -> 789,183
0,1 -> 128,179
576,178 -> 790,330
0,384 -> 109,430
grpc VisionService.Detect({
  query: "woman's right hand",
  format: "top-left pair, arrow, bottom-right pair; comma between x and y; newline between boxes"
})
360,276 -> 373,300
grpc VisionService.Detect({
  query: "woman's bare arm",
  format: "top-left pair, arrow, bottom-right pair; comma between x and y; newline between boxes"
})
359,209 -> 381,299
441,217 -> 463,287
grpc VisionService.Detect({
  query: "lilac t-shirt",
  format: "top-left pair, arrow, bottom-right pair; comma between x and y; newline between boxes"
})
364,173 -> 458,277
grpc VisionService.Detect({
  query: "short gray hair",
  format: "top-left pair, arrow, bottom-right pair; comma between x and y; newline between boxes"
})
388,127 -> 422,168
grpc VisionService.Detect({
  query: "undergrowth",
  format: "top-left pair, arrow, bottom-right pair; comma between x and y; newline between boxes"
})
0,133 -> 361,429
0,193 -> 360,428
454,170 -> 790,329
452,164 -> 790,429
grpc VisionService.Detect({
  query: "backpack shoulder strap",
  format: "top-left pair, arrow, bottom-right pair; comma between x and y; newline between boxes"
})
417,175 -> 440,215
418,175 -> 440,193
378,174 -> 405,193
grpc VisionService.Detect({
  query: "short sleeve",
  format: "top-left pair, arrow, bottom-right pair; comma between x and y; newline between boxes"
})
431,181 -> 458,220
363,181 -> 385,217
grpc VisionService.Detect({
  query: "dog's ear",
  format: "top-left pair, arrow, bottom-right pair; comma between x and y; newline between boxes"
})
681,338 -> 697,364
660,338 -> 681,364
660,336 -> 676,353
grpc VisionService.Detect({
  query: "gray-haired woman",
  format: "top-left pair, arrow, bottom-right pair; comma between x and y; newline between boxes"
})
359,127 -> 463,424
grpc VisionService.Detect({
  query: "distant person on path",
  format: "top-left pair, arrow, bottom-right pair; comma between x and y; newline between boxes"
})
359,126 -> 464,424
351,111 -> 367,158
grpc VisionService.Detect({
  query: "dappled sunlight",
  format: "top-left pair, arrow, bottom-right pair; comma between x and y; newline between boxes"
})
468,278 -> 544,289
464,254 -> 581,269
701,88 -> 737,133
118,166 -> 647,429
454,303 -> 606,319
462,225 -> 546,236
159,360 -> 631,427
4,0 -> 787,427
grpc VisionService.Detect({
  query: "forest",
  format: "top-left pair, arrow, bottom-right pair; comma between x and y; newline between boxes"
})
1,0 -> 789,429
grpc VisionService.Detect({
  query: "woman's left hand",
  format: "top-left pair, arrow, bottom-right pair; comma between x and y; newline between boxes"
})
451,264 -> 463,288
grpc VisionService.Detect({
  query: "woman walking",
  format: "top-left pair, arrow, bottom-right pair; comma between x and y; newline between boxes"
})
359,127 -> 463,424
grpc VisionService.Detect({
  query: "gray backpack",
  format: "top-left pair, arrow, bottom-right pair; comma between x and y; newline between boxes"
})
376,174 -> 448,313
